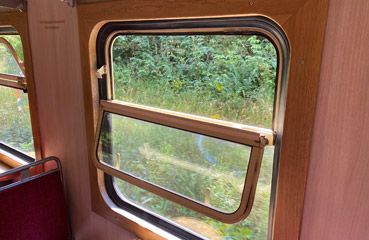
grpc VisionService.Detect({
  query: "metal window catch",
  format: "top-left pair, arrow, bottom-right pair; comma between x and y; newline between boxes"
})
60,0 -> 76,7
96,65 -> 107,79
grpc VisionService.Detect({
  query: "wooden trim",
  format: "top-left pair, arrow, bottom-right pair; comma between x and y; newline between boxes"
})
100,100 -> 267,147
0,148 -> 29,168
272,1 -> 329,238
77,0 -> 329,239
0,12 -> 43,162
0,74 -> 26,89
0,161 -> 11,174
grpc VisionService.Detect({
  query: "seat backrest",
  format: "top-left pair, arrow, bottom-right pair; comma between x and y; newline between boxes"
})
0,157 -> 70,240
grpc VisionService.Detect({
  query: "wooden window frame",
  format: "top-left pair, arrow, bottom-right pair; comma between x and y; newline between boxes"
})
0,12 -> 43,166
92,17 -> 287,238
78,0 -> 329,239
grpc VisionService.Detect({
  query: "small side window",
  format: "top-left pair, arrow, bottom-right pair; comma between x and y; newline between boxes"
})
93,17 -> 288,239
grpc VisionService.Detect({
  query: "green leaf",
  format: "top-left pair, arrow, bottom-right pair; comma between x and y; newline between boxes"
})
216,83 -> 223,91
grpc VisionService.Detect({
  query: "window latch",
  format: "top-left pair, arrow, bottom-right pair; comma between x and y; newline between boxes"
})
96,65 -> 106,79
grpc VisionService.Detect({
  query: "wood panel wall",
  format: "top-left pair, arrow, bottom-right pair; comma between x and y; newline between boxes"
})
27,0 -> 135,239
23,0 -> 345,239
301,0 -> 369,239
76,0 -> 328,239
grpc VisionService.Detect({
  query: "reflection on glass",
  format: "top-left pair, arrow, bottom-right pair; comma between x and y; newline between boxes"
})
0,41 -> 24,77
112,35 -> 277,128
114,146 -> 274,240
98,112 -> 251,213
0,85 -> 34,155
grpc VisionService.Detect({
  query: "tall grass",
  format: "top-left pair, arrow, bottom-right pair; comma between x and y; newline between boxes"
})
115,79 -> 274,128
113,146 -> 274,240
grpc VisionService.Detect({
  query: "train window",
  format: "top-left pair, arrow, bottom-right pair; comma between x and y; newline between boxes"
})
94,17 -> 288,239
0,35 -> 35,157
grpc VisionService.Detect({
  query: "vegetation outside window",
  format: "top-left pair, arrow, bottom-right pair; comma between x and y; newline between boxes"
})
94,17 -> 289,239
0,35 -> 35,157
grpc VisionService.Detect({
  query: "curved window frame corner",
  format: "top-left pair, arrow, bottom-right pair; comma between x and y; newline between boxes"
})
93,16 -> 290,239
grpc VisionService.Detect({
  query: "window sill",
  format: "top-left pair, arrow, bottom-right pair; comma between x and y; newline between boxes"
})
94,170 -> 184,240
0,148 -> 30,168
109,205 -> 182,240
0,161 -> 11,174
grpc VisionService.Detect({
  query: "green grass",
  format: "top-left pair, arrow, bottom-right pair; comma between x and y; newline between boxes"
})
114,80 -> 274,128
100,114 -> 252,213
113,146 -> 274,240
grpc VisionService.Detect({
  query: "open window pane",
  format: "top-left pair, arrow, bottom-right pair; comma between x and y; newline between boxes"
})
98,112 -> 252,213
0,85 -> 34,155
0,36 -> 24,77
112,35 -> 277,129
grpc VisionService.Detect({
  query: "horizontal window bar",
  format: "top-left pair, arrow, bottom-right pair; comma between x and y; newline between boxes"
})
0,74 -> 26,90
101,100 -> 272,147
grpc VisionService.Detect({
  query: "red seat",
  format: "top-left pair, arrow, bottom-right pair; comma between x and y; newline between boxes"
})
0,157 -> 70,240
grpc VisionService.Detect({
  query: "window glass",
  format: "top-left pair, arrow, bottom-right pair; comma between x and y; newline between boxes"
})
0,35 -> 34,156
114,146 -> 273,239
98,112 -> 252,213
112,35 -> 277,128
0,35 -> 24,77
0,85 -> 34,155
106,31 -> 278,239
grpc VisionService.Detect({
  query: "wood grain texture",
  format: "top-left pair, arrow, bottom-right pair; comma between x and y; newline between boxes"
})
300,0 -> 369,239
272,0 -> 329,238
77,0 -> 328,239
0,12 -> 43,161
26,1 -> 135,239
